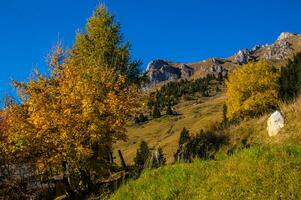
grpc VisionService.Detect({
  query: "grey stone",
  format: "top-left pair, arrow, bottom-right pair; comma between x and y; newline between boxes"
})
267,111 -> 284,137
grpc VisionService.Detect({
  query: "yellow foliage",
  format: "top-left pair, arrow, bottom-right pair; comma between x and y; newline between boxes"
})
0,6 -> 141,193
226,60 -> 280,121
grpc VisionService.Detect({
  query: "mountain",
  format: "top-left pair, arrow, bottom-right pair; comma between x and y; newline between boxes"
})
145,32 -> 301,86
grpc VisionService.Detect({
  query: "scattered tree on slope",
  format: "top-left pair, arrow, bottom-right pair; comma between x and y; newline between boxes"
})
226,60 -> 280,121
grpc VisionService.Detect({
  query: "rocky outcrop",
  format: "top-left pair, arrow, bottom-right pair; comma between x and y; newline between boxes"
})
277,32 -> 296,41
211,58 -> 225,65
267,111 -> 284,137
263,32 -> 297,60
144,32 -> 301,87
264,40 -> 293,60
234,49 -> 255,65
180,64 -> 194,78
145,59 -> 181,85
145,60 -> 195,86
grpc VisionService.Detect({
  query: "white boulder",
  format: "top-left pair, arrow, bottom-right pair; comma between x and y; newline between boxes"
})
267,111 -> 284,137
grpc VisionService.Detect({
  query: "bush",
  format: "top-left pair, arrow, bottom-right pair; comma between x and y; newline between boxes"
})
226,60 -> 280,121
134,113 -> 148,124
174,128 -> 226,162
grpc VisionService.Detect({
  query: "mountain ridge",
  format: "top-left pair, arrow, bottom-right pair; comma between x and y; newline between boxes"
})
145,32 -> 301,86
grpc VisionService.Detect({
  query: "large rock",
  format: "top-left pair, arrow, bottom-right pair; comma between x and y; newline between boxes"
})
234,49 -> 255,65
263,40 -> 293,60
267,111 -> 284,137
180,64 -> 193,78
145,59 -> 182,86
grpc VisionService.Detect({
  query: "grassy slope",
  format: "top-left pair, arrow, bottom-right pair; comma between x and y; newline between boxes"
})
114,92 -> 226,164
111,145 -> 301,200
111,96 -> 301,199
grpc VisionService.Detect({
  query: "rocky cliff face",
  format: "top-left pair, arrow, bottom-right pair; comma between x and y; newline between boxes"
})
145,32 -> 301,87
145,60 -> 194,86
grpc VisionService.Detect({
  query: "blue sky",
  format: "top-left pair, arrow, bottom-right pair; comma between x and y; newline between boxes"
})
1,0 -> 301,104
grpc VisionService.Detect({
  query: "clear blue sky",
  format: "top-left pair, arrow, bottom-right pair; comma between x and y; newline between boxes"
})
1,0 -> 301,105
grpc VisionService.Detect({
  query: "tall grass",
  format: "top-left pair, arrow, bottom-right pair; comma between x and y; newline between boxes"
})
110,145 -> 301,200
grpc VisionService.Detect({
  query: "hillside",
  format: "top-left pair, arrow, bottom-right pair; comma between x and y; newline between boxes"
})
111,145 -> 301,200
114,91 -> 226,164
111,97 -> 301,199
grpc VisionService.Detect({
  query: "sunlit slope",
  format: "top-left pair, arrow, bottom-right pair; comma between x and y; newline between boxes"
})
111,145 -> 301,200
114,93 -> 226,164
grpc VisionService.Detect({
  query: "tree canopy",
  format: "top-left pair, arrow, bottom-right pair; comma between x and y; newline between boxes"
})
226,60 -> 280,121
1,6 -> 140,196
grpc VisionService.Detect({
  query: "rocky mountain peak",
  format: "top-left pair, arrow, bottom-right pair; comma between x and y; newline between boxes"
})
277,32 -> 297,41
144,32 -> 301,88
146,59 -> 170,71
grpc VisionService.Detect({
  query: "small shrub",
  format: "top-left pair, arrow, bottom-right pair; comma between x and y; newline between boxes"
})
134,113 -> 148,124
174,128 -> 227,162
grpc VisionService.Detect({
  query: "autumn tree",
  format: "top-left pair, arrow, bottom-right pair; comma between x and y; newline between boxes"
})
3,6 -> 140,197
226,60 -> 280,121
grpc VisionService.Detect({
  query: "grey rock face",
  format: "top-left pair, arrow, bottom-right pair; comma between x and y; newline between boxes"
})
234,49 -> 255,65
264,40 -> 293,60
180,64 -> 194,78
264,32 -> 297,60
145,59 -> 182,86
211,58 -> 225,65
210,65 -> 228,77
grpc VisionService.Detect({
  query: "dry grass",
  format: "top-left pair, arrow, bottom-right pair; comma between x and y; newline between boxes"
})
114,92 -> 226,164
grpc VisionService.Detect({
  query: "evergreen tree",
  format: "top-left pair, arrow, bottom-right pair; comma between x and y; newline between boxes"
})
151,147 -> 166,168
152,104 -> 161,118
166,101 -> 173,115
280,53 -> 301,101
179,128 -> 191,146
222,104 -> 229,127
134,141 -> 150,169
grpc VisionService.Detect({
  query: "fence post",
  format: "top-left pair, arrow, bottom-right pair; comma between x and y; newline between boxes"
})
118,150 -> 126,169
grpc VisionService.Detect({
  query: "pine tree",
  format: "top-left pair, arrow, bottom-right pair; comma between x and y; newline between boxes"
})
134,141 -> 150,169
179,128 -> 191,146
222,104 -> 229,127
166,101 -> 173,115
151,147 -> 166,168
279,53 -> 301,101
152,104 -> 161,118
